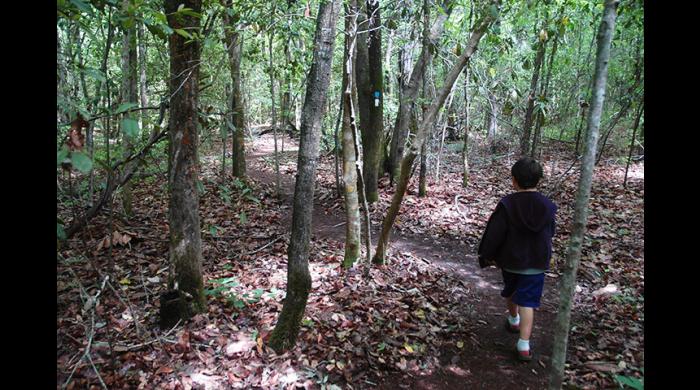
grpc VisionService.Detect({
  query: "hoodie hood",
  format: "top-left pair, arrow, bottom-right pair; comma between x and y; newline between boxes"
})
499,192 -> 557,233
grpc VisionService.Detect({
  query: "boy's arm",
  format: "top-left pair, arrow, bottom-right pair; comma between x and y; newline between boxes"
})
477,203 -> 508,267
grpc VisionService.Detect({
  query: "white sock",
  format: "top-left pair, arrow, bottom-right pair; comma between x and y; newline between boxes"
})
507,313 -> 520,326
517,338 -> 530,352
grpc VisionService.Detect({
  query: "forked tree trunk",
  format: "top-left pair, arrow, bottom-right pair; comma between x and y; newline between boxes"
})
342,0 -> 362,268
268,0 -> 341,352
163,0 -> 206,324
548,1 -> 619,387
373,5 -> 498,264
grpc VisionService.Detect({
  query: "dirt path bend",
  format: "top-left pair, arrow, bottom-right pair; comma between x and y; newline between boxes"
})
244,135 -> 558,389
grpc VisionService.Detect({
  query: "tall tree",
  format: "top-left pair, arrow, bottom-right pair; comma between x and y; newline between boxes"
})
222,0 -> 247,177
373,2 -> 499,264
120,0 -> 138,218
342,0 -> 362,268
359,0 -> 384,203
163,0 -> 206,323
268,0 -> 342,352
548,1 -> 619,387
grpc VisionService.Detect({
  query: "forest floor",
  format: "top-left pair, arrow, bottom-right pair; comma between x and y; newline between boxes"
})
57,133 -> 644,390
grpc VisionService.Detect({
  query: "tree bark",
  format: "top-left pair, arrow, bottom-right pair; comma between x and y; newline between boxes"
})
268,0 -> 341,352
222,2 -> 247,178
357,0 -> 384,203
342,0 -> 362,268
462,64 -> 470,188
138,18 -> 150,141
548,1 -> 619,387
373,4 -> 498,264
164,0 -> 206,322
269,31 -> 282,198
388,0 -> 453,184
120,0 -> 138,218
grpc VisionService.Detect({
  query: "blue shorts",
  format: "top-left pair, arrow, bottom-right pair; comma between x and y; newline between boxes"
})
500,270 -> 545,308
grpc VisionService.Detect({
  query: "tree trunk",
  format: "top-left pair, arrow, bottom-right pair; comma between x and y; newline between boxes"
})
373,7 -> 498,264
356,0 -> 384,203
388,0 -> 453,184
487,96 -> 500,155
548,1 -> 619,387
418,141 -> 428,197
623,101 -> 643,188
268,0 -> 341,352
138,18 -> 150,141
342,0 -> 362,268
269,31 -> 282,198
462,65 -> 470,188
519,34 -> 547,156
531,29 -> 560,158
222,2 -> 247,178
333,85 -> 344,198
120,0 -> 138,218
574,102 -> 588,155
163,0 -> 206,323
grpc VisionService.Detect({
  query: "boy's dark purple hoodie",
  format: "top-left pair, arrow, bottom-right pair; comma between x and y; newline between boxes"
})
477,191 -> 557,270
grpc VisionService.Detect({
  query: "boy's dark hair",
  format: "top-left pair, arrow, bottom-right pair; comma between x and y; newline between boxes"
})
511,157 -> 543,189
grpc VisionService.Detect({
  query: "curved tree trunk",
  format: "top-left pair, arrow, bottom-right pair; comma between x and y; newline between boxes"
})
163,0 -> 206,323
548,1 -> 619,387
268,0 -> 341,352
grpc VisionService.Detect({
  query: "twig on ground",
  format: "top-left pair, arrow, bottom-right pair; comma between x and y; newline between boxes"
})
105,280 -> 143,339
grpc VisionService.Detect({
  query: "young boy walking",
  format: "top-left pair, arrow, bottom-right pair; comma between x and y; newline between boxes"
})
477,157 -> 557,361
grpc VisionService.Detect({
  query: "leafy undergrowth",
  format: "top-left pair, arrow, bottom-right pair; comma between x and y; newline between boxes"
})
252,136 -> 645,389
57,164 -> 478,389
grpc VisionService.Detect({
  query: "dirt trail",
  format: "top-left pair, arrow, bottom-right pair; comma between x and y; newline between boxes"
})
244,135 -> 558,389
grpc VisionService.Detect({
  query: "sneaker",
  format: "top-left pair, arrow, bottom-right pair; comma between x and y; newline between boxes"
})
517,348 -> 533,362
505,318 -> 520,333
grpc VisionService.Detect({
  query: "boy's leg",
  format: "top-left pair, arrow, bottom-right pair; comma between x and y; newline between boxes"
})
518,306 -> 534,341
507,296 -> 518,317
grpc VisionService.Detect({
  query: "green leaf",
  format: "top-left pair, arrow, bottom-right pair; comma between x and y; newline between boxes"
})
174,28 -> 193,39
121,118 -> 140,139
71,152 -> 93,173
209,225 -> 218,236
239,212 -> 248,224
57,147 -> 70,167
115,102 -> 139,114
